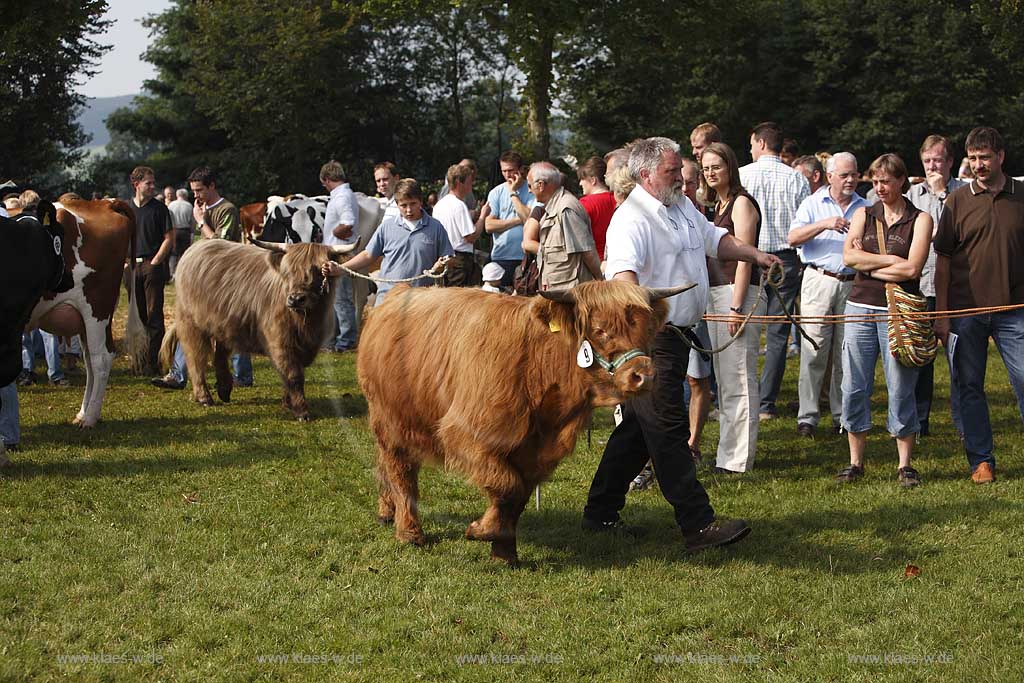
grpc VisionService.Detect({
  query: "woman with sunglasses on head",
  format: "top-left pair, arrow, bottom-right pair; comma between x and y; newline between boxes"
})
700,142 -> 764,475
839,154 -> 933,487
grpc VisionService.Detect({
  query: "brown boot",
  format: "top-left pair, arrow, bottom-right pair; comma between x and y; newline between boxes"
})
971,462 -> 995,484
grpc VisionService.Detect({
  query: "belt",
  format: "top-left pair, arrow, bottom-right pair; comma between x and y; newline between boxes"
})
808,263 -> 855,282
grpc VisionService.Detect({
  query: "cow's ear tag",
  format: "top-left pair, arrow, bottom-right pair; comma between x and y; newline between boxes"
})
548,320 -> 561,333
577,340 -> 594,368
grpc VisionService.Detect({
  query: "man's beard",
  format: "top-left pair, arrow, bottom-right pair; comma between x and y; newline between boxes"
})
655,185 -> 684,206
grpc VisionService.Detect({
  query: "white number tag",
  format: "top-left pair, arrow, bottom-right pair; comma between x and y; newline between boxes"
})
577,340 -> 594,368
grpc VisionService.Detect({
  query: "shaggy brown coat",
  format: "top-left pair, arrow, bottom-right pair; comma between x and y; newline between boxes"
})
161,239 -> 351,420
357,280 -> 680,563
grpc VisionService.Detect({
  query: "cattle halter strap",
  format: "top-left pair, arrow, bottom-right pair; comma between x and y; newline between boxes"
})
593,347 -> 648,374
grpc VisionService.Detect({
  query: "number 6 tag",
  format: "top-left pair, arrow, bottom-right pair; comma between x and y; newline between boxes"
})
577,340 -> 594,368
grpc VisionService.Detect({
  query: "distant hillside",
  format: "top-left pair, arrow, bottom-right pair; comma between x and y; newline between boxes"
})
78,95 -> 136,149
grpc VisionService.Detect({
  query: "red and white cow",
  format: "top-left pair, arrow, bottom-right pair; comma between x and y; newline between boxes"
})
27,198 -> 141,427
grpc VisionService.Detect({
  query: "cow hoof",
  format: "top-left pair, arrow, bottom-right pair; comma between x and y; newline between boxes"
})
73,415 -> 97,428
216,384 -> 232,403
466,520 -> 512,542
295,413 -> 311,422
376,515 -> 394,526
490,540 -> 519,565
197,397 -> 214,407
396,528 -> 426,546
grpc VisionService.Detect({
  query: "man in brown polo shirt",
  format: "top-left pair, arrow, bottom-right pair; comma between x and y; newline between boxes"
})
934,126 -> 1024,484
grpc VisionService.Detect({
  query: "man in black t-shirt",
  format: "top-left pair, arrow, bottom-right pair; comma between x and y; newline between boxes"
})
127,166 -> 174,375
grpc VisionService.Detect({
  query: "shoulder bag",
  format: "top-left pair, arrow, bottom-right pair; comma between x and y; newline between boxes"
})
874,214 -> 937,367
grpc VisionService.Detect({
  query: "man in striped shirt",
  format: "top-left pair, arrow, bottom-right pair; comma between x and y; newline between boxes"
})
739,122 -> 810,420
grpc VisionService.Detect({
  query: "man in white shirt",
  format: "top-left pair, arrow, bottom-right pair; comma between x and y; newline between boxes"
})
740,122 -> 810,420
787,152 -> 866,438
583,136 -> 779,552
319,160 -> 360,352
433,163 -> 483,286
167,188 -> 195,279
373,161 -> 401,222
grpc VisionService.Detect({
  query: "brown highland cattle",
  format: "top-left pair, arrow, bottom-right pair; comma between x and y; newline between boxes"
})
357,279 -> 693,564
161,238 -> 357,420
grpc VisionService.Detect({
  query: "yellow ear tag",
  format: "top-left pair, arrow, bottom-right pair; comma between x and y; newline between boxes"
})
548,320 -> 561,333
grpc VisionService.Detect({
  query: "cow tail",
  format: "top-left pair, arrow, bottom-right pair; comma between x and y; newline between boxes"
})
159,324 -> 178,375
120,203 -> 148,374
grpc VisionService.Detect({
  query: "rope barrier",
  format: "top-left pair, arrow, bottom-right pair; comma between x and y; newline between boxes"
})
703,301 -> 1024,324
683,261 -> 821,356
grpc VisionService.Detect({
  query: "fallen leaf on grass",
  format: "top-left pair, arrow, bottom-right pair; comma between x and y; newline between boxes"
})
181,492 -> 199,504
904,564 -> 921,578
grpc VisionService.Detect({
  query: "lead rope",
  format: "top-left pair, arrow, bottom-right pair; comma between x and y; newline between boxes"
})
680,261 -> 819,356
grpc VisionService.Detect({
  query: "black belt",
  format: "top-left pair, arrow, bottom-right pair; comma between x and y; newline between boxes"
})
808,263 -> 855,282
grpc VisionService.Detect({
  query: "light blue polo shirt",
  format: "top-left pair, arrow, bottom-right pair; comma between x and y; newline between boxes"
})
789,186 -> 867,274
487,182 -> 534,261
366,213 -> 454,303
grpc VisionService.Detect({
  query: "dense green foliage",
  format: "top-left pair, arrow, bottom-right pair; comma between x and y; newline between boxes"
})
43,0 -> 1024,201
0,1 -> 110,190
4,292 -> 1024,681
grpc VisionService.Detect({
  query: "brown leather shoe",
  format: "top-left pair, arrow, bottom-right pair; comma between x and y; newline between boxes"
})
971,462 -> 995,484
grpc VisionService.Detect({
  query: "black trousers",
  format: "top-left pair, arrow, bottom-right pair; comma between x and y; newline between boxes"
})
444,251 -> 481,287
584,328 -> 715,533
125,259 -> 168,371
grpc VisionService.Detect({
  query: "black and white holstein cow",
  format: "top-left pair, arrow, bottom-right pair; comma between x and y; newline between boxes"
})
260,194 -> 384,322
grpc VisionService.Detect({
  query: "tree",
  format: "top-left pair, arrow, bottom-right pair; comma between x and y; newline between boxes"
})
0,1 -> 111,187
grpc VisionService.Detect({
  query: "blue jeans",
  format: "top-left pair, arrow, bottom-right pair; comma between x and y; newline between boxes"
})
841,303 -> 920,437
950,309 -> 1024,471
759,249 -> 801,413
21,330 -> 63,382
169,344 -> 252,386
232,354 -> 253,386
0,382 -> 18,446
331,274 -> 358,350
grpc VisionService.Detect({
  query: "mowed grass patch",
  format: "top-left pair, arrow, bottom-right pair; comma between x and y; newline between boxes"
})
3,294 -> 1024,682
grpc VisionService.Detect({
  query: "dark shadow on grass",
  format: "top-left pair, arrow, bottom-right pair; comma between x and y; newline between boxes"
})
239,395 -> 368,419
2,442 -> 297,480
415,496 -> 1022,573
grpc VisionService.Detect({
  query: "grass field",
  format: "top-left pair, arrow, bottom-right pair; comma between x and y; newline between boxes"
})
3,292 -> 1023,682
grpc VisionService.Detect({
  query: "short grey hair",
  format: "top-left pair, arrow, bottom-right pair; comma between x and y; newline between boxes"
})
826,151 -> 858,173
529,161 -> 561,187
628,137 -> 681,182
176,188 -> 188,199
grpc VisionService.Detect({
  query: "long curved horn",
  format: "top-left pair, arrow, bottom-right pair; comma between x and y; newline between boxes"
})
646,282 -> 697,301
328,237 -> 360,256
539,289 -> 576,304
251,239 -> 288,253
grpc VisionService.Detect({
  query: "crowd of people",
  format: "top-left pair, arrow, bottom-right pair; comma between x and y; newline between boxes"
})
4,122 -> 1022,552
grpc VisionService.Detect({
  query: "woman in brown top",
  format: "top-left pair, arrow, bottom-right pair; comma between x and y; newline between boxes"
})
700,142 -> 764,474
839,154 -> 933,487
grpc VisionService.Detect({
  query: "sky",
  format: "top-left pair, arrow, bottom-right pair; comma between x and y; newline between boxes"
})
77,0 -> 171,99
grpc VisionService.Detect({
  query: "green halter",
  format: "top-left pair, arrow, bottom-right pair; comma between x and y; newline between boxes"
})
593,348 -> 648,373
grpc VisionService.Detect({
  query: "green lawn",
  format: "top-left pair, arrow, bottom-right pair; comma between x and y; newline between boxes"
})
3,300 -> 1023,682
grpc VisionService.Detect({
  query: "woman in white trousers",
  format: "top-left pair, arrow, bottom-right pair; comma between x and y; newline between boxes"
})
700,142 -> 764,473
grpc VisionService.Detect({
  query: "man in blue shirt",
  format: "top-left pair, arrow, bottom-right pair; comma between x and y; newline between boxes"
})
322,179 -> 452,305
787,152 -> 867,438
485,151 -> 533,288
